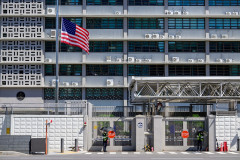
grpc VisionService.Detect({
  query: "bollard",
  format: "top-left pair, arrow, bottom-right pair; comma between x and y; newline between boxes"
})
61,138 -> 64,153
75,139 -> 78,152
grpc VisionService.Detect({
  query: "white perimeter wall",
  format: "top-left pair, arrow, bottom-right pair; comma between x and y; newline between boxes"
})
0,115 -> 5,135
10,115 -> 84,150
216,116 -> 238,151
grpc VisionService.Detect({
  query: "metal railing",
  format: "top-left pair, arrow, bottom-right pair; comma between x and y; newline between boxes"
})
92,106 -> 139,117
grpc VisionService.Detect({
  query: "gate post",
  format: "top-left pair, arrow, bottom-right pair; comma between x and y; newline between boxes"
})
153,115 -> 164,152
135,115 -> 145,152
208,115 -> 216,152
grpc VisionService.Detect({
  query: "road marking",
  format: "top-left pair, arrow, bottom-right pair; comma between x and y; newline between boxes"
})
134,152 -> 140,154
122,152 -> 128,154
157,152 -> 165,154
205,152 -> 214,154
169,152 -> 177,154
181,152 -> 190,154
110,152 -> 116,154
146,152 -> 153,154
194,152 -> 202,154
216,152 -> 226,154
97,152 -> 104,154
85,152 -> 92,154
228,152 -> 239,154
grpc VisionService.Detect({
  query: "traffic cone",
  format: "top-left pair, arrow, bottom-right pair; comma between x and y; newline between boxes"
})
220,143 -> 223,152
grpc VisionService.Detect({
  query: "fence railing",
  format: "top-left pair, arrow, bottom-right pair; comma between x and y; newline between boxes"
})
92,106 -> 140,117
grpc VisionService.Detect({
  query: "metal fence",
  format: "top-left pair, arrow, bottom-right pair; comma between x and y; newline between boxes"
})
92,106 -> 139,117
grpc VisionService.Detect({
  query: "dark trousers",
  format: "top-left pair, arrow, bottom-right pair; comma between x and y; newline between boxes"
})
197,140 -> 203,151
103,142 -> 107,152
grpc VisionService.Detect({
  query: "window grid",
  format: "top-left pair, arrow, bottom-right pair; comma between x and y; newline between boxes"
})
45,17 -> 82,29
89,41 -> 123,52
168,0 -> 205,6
86,65 -> 123,76
86,88 -> 124,100
128,41 -> 164,52
86,18 -> 123,29
44,88 -> 82,100
128,18 -> 164,29
168,42 -> 206,52
45,41 -> 82,52
128,65 -> 165,76
210,42 -> 240,52
87,0 -> 123,5
46,0 -> 82,5
209,19 -> 240,29
209,0 -> 240,6
128,0 -> 164,5
169,65 -> 206,76
59,64 -> 82,76
210,65 -> 240,76
168,18 -> 205,29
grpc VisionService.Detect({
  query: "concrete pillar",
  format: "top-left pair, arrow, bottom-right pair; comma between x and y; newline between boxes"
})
135,115 -> 145,152
208,115 -> 216,152
153,115 -> 164,152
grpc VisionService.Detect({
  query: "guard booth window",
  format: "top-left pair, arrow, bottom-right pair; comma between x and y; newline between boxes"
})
92,121 -> 110,146
165,121 -> 183,146
187,121 -> 205,146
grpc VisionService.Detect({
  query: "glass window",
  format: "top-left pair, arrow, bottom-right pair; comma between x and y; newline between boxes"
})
168,41 -> 205,52
128,41 -> 164,52
45,64 -> 56,76
92,121 -> 110,146
59,64 -> 82,76
87,0 -> 123,5
46,0 -> 82,5
89,41 -> 123,52
45,41 -> 82,52
128,65 -> 165,76
86,88 -> 124,100
169,65 -> 206,76
187,121 -> 205,146
45,18 -> 56,29
168,18 -> 205,29
128,0 -> 164,5
209,0 -> 240,6
209,19 -> 240,29
165,121 -> 183,146
114,121 -> 132,146
86,65 -> 123,76
44,88 -> 82,100
210,42 -> 240,52
128,18 -> 164,29
87,18 -> 123,29
168,0 -> 204,6
210,65 -> 240,76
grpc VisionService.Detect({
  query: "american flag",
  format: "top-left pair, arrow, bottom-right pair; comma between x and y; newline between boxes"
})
61,18 -> 89,54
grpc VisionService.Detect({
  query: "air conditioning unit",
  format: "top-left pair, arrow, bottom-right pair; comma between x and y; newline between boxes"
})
116,58 -> 122,62
198,59 -> 204,63
145,34 -> 152,39
232,12 -> 239,15
226,12 -> 231,15
226,59 -> 233,63
152,34 -> 159,39
47,7 -> 56,15
145,59 -> 152,62
45,58 -> 52,63
221,34 -> 228,39
106,56 -> 111,62
188,59 -> 194,63
63,82 -> 69,86
172,57 -> 179,62
52,79 -> 56,87
183,11 -> 189,15
166,10 -> 173,15
136,59 -> 142,63
169,35 -> 175,39
159,35 -> 165,39
211,34 -> 218,39
174,11 -> 181,15
175,35 -> 181,39
115,11 -> 121,15
107,79 -> 114,87
72,82 -> 79,86
128,57 -> 135,63
50,29 -> 56,38
216,59 -> 224,62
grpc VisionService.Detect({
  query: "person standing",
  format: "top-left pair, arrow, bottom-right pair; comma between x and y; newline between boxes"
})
197,131 -> 204,151
102,131 -> 108,152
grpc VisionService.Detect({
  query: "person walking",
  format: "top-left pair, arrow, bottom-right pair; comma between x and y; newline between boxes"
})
102,131 -> 108,152
197,131 -> 204,152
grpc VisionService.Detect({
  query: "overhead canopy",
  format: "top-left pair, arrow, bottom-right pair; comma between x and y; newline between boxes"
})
129,77 -> 240,103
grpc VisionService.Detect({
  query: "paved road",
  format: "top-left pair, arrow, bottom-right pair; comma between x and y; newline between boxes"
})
0,151 -> 239,160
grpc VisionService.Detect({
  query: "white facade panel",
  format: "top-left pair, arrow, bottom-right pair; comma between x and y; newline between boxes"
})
209,29 -> 240,39
86,6 -> 123,15
168,29 -> 206,39
86,52 -> 123,62
128,6 -> 165,15
44,52 -> 82,63
128,53 -> 165,63
209,6 -> 240,15
88,29 -> 123,39
85,76 -> 124,87
168,6 -> 205,15
128,29 -> 164,39
210,53 -> 240,63
59,5 -> 83,16
168,53 -> 206,63
11,115 -> 84,150
44,76 -> 82,87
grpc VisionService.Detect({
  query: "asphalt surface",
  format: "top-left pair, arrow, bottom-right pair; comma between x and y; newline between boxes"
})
0,151 -> 239,160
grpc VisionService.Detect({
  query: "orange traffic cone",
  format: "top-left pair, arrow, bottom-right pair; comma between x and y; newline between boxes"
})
220,143 -> 223,152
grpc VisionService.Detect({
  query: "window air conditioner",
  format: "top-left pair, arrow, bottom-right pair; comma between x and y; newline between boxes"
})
116,58 -> 122,62
106,56 -> 111,62
128,57 -> 135,63
232,12 -> 239,15
152,34 -> 159,39
175,35 -> 181,39
52,79 -> 56,87
50,29 -> 56,38
115,11 -> 121,15
183,11 -> 189,15
63,82 -> 69,86
45,58 -> 52,63
145,59 -> 152,62
167,10 -> 173,15
72,82 -> 79,86
226,59 -> 233,63
47,7 -> 56,15
225,12 -> 231,15
145,34 -> 152,39
211,34 -> 218,39
188,59 -> 194,63
216,59 -> 224,62
159,35 -> 165,39
198,59 -> 204,63
174,11 -> 181,15
169,35 -> 175,39
136,59 -> 142,63
107,79 -> 114,87
221,34 -> 228,39
172,57 -> 179,62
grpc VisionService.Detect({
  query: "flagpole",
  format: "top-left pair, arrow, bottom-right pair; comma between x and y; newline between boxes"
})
55,0 -> 59,104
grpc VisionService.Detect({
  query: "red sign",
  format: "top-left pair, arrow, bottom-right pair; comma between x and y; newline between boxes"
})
181,131 -> 189,138
108,131 -> 115,138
